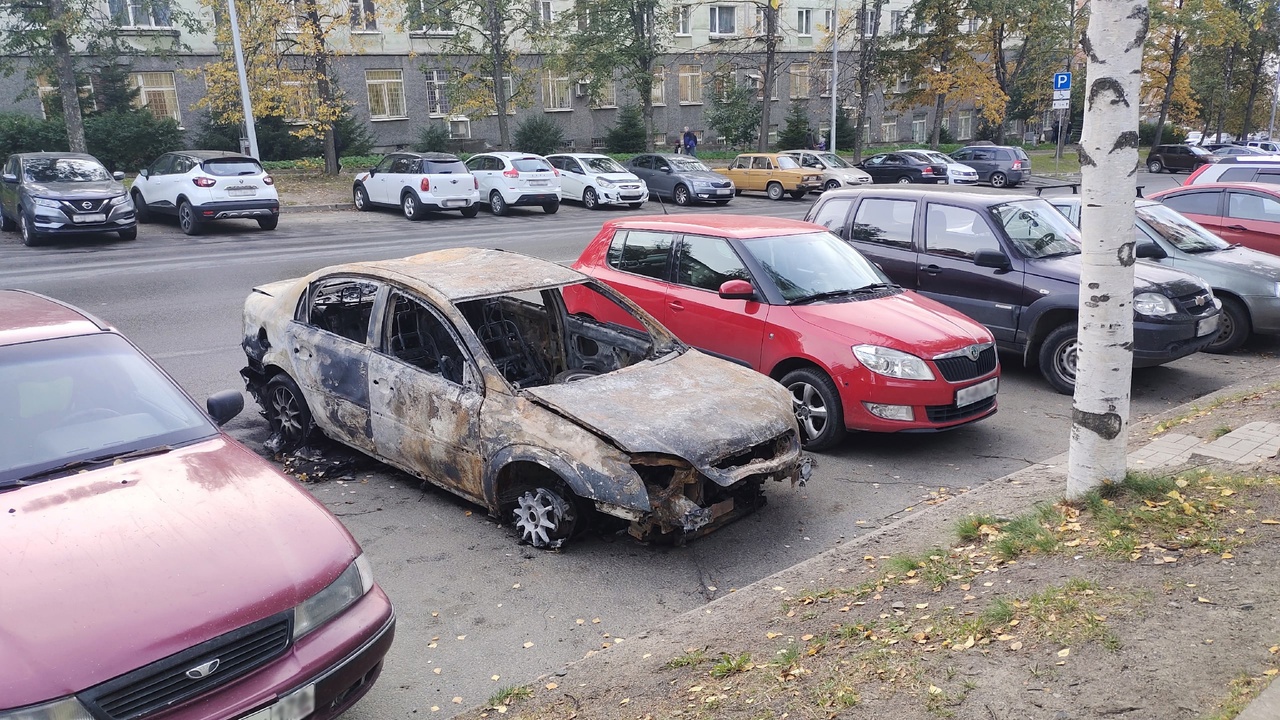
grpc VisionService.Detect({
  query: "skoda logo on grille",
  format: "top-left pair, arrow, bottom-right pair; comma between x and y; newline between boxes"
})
184,659 -> 221,680
965,345 -> 982,361
81,201 -> 92,209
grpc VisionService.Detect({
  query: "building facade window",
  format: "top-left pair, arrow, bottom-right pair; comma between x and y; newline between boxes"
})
753,6 -> 766,33
130,72 -> 179,121
349,0 -> 377,30
544,71 -> 572,110
538,0 -> 553,24
425,68 -> 449,116
38,77 -> 96,119
448,116 -> 470,139
890,10 -> 903,32
366,69 -> 407,119
594,81 -> 617,108
483,75 -> 516,114
958,110 -> 973,140
796,8 -> 812,36
652,68 -> 666,105
790,63 -> 810,98
748,67 -> 777,101
912,116 -> 927,143
817,66 -> 832,97
412,0 -> 454,33
678,64 -> 701,104
881,116 -> 897,143
109,0 -> 172,27
708,5 -> 735,35
282,80 -> 318,123
674,4 -> 690,34
821,8 -> 833,31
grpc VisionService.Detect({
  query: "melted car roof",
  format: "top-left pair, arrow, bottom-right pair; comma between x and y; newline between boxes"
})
349,247 -> 588,300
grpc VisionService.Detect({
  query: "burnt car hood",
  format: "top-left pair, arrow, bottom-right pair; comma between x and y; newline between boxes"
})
0,437 -> 358,707
1025,254 -> 1207,296
790,290 -> 994,356
23,179 -> 124,199
523,350 -> 793,480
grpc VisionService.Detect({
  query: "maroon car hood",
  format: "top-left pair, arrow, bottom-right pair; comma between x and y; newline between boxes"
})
0,437 -> 358,707
790,290 -> 993,355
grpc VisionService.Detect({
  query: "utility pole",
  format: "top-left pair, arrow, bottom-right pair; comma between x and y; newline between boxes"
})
1268,66 -> 1280,141
758,0 -> 778,151
1055,0 -> 1073,161
830,0 -> 838,152
225,0 -> 259,159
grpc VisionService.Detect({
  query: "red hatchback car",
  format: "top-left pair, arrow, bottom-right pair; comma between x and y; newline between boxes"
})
571,215 -> 1000,450
0,291 -> 394,720
1148,182 -> 1280,255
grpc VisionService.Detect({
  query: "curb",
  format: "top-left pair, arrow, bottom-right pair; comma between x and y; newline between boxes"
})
464,362 -> 1280,717
281,203 -> 354,213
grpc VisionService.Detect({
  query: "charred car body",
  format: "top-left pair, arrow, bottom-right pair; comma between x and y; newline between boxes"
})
240,248 -> 805,547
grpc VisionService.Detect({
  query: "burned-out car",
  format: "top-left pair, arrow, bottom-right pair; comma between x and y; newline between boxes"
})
240,248 -> 805,547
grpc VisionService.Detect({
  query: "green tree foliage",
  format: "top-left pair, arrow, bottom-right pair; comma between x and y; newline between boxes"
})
968,0 -> 1074,138
706,85 -> 761,149
0,113 -> 68,158
192,105 -> 371,161
552,0 -> 669,150
414,123 -> 451,153
512,116 -> 565,155
605,104 -> 647,153
84,109 -> 184,172
776,103 -> 813,150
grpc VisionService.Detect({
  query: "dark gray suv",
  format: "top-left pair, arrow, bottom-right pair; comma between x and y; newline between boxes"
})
0,152 -> 136,246
949,145 -> 1030,187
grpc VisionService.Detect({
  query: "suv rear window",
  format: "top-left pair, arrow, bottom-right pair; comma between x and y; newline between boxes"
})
424,160 -> 468,174
202,159 -> 263,176
1218,167 -> 1258,182
1013,148 -> 1029,160
513,158 -> 552,172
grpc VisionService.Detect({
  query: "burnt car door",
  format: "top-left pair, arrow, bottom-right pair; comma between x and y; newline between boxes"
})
369,289 -> 485,501
287,276 -> 379,451
915,202 -> 1024,342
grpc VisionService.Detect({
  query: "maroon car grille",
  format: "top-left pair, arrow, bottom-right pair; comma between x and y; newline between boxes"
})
80,612 -> 292,720
934,346 -> 997,382
925,395 -> 996,423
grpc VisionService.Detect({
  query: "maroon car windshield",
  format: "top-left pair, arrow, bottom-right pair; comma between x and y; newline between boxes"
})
0,333 -> 216,486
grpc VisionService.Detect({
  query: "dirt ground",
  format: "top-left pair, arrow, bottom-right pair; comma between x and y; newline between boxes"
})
271,170 -> 357,206
454,388 -> 1280,720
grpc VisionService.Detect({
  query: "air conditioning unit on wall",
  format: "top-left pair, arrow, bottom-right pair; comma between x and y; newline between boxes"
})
575,81 -> 589,98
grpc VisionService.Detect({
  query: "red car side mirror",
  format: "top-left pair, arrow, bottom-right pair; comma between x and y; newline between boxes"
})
718,279 -> 756,301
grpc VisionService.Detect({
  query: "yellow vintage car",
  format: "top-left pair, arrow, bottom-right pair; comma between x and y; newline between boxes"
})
720,153 -> 823,200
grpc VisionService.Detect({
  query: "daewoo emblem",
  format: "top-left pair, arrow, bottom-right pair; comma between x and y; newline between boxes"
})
184,659 -> 221,680
81,201 -> 92,209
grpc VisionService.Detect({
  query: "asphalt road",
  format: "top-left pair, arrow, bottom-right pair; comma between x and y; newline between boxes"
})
6,172 -> 1276,717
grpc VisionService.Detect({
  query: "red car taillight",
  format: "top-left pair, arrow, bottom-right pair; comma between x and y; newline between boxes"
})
263,175 -> 274,186
503,168 -> 519,179
420,178 -> 431,191
193,177 -> 216,188
922,167 -> 934,175
1012,160 -> 1023,170
474,176 -> 479,189
552,169 -> 560,176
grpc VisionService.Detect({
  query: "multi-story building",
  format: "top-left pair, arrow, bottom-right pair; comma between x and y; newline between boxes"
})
0,0 -> 988,153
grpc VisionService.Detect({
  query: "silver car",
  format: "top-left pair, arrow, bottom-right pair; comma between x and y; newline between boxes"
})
624,153 -> 734,206
906,150 -> 980,185
1052,197 -> 1280,353
780,150 -> 873,191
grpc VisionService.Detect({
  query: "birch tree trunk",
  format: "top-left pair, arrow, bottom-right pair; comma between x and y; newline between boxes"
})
1066,0 -> 1148,499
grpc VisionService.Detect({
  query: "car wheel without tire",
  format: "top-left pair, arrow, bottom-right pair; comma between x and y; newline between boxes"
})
489,190 -> 509,216
780,367 -> 846,451
512,486 -> 578,549
582,187 -> 599,209
402,192 -> 425,220
131,190 -> 152,223
896,176 -> 913,184
353,184 -> 370,211
178,200 -> 201,236
1038,323 -> 1078,395
989,172 -> 1009,188
766,182 -> 785,200
20,214 -> 41,247
117,226 -> 137,240
1205,296 -> 1250,354
1147,159 -> 1164,174
543,200 -> 559,214
824,179 -> 841,191
461,205 -> 479,218
257,215 -> 279,230
673,184 -> 691,206
264,373 -> 314,454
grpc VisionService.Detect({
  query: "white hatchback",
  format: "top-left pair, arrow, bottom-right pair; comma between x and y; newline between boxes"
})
353,152 -> 480,220
545,153 -> 649,209
464,152 -> 562,215
131,150 -> 280,235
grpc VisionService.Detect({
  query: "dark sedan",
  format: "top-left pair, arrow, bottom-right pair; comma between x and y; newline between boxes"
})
0,152 -> 136,246
856,152 -> 947,184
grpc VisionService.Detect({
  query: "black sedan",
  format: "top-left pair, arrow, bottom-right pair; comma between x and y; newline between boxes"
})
856,152 -> 948,184
0,152 -> 136,246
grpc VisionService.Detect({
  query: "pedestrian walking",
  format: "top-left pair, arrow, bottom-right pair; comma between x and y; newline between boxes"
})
682,127 -> 698,157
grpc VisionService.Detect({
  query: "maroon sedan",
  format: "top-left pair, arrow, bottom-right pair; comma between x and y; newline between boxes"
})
571,215 -> 1000,450
1148,182 -> 1280,256
0,290 -> 394,719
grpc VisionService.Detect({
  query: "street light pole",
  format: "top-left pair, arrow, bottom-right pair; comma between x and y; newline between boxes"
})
225,0 -> 259,159
830,0 -> 838,153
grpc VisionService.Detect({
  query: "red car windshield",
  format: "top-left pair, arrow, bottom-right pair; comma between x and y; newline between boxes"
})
0,333 -> 215,486
738,231 -> 891,303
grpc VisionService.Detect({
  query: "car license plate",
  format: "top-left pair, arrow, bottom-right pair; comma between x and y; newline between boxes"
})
242,684 -> 314,720
443,199 -> 466,207
716,188 -> 731,195
529,180 -> 549,187
73,213 -> 106,223
955,377 -> 998,407
1197,314 -> 1220,337
227,187 -> 257,196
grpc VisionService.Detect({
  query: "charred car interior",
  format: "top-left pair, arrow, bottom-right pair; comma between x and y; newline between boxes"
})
240,249 -> 806,549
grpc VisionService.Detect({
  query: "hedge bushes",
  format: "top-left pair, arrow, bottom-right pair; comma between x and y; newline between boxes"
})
0,110 -> 184,172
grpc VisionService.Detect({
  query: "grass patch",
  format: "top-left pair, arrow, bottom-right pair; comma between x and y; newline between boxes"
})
955,514 -> 999,543
1200,669 -> 1280,720
487,684 -> 532,708
1210,425 -> 1233,439
1151,386 -> 1279,435
710,652 -> 753,678
664,648 -> 706,669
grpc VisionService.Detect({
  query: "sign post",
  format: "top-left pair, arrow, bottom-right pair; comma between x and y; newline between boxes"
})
1053,72 -> 1071,166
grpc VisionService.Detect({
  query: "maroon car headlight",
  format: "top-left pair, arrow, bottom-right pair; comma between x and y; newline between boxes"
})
292,553 -> 375,640
0,697 -> 94,720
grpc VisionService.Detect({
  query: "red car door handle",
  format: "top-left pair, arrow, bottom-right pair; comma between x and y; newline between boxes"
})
921,264 -> 943,275
1227,224 -> 1247,231
668,300 -> 684,311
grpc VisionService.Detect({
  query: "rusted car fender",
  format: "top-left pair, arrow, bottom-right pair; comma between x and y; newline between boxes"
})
483,444 -> 651,514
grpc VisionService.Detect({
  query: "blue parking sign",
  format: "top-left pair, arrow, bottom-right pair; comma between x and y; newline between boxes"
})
1054,72 -> 1072,91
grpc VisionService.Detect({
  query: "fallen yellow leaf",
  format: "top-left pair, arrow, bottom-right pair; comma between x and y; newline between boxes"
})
1058,648 -> 1070,657
767,632 -> 782,639
433,667 -> 442,675
457,635 -> 467,640
1197,597 -> 1215,604
619,698 -> 630,705
1221,552 -> 1234,559
546,682 -> 558,690
690,685 -> 703,692
1009,641 -> 1023,650
592,618 -> 602,624
963,636 -> 975,649
1266,669 -> 1280,677
928,685 -> 943,695
523,642 -> 534,648
916,603 -> 929,609
801,634 -> 815,641
1261,519 -> 1280,525
452,697 -> 462,704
